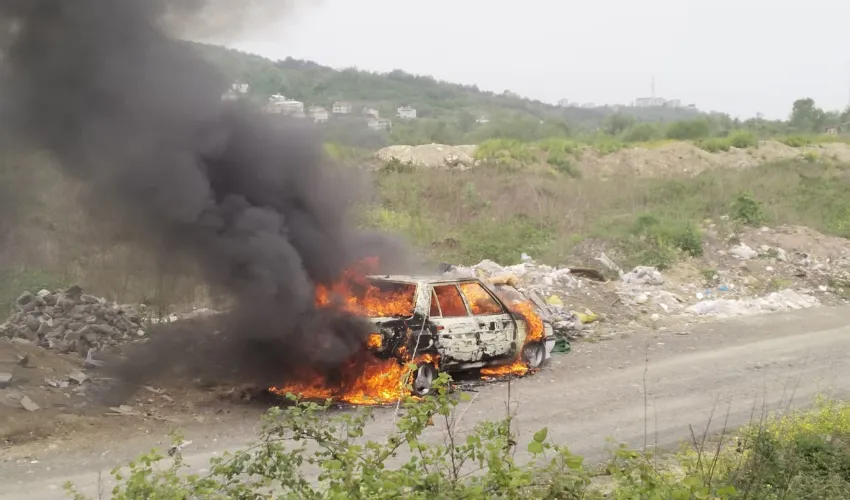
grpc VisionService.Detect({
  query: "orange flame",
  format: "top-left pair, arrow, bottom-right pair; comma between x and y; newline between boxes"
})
314,257 -> 416,318
480,293 -> 545,380
269,258 -> 437,405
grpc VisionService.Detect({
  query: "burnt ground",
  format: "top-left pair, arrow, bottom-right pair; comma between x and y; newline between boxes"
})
3,304 -> 850,499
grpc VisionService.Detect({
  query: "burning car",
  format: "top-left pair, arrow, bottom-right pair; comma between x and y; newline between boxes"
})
362,275 -> 557,396
269,262 -> 556,405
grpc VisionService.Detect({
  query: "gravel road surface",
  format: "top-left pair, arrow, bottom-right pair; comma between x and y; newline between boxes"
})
2,305 -> 849,499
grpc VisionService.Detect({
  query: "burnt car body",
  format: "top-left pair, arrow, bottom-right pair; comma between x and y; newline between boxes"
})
363,275 -> 556,392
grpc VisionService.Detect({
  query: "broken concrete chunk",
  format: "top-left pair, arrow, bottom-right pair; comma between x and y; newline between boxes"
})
0,372 -> 12,388
106,405 -> 139,416
68,371 -> 88,384
45,377 -> 70,389
20,395 -> 40,411
16,292 -> 33,307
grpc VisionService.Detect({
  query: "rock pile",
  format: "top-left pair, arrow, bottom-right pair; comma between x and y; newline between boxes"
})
0,286 -> 147,356
447,259 -> 584,298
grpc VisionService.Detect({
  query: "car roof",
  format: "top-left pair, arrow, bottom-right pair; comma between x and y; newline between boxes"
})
366,274 -> 481,285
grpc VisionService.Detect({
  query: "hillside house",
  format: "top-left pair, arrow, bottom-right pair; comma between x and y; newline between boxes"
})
332,101 -> 352,114
362,107 -> 380,118
825,126 -> 839,135
397,106 -> 417,120
476,116 -> 490,124
368,118 -> 392,131
309,106 -> 329,123
232,81 -> 250,94
265,98 -> 304,116
634,97 -> 666,108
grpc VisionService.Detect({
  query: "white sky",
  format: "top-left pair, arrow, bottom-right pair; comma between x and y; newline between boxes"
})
230,0 -> 850,120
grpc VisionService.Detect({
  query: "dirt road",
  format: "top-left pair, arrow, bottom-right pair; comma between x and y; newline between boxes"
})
2,305 -> 850,499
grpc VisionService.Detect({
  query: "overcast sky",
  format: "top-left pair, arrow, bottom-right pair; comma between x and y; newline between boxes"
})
230,0 -> 850,120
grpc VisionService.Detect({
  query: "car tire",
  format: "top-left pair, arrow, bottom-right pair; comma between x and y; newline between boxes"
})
522,342 -> 546,370
412,363 -> 437,396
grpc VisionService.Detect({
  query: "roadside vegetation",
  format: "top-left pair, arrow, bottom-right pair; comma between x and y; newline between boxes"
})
365,157 -> 850,270
64,371 -> 850,499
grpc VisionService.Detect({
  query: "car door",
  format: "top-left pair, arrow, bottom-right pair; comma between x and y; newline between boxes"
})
428,284 -> 482,365
457,281 -> 516,358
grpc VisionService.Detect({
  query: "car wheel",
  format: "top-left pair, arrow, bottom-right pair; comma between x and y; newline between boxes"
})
522,342 -> 546,370
412,363 -> 437,396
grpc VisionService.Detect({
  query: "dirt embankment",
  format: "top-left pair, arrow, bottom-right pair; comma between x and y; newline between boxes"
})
375,140 -> 850,177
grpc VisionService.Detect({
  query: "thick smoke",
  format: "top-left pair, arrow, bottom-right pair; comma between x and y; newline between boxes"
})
0,0 -> 415,398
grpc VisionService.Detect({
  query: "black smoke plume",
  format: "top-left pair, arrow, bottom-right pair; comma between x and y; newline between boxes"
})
0,0 -> 415,399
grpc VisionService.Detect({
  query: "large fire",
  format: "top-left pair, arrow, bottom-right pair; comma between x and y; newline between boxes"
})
269,258 -> 433,405
269,259 -> 548,404
313,257 -> 416,318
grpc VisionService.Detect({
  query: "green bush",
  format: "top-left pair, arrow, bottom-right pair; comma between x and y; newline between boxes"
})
780,135 -> 813,147
665,119 -> 711,140
546,153 -> 581,178
697,137 -> 731,153
731,191 -> 766,226
727,130 -> 758,149
474,138 -> 536,166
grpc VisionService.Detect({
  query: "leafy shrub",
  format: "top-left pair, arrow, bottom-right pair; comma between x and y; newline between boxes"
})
780,135 -> 812,147
697,137 -> 731,153
727,130 -> 758,149
802,150 -> 820,163
546,154 -> 581,178
731,191 -> 765,226
474,138 -> 535,166
618,213 -> 704,269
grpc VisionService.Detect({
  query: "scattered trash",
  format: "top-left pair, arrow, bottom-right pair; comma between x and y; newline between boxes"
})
44,377 -> 69,389
575,311 -> 598,324
168,439 -> 193,457
730,244 -> 758,260
84,348 -> 105,368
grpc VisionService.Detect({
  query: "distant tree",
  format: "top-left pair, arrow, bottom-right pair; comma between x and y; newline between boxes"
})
790,98 -> 825,132
603,113 -> 637,135
620,122 -> 660,142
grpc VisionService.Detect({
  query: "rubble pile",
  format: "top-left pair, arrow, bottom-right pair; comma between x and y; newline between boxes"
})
444,259 -> 593,339
441,224 -> 850,333
0,286 -> 147,356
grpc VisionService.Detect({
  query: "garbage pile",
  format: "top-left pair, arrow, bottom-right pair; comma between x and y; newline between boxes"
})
0,286 -> 147,356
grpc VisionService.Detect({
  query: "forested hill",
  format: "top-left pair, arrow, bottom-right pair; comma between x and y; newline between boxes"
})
194,42 -> 702,133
